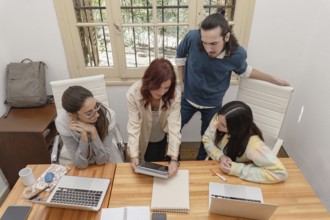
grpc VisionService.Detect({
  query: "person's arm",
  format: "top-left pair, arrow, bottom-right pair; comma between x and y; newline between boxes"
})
89,109 -> 124,164
89,134 -> 123,164
249,68 -> 290,86
229,140 -> 288,183
126,87 -> 142,169
166,92 -> 182,177
56,114 -> 91,169
202,114 -> 225,161
176,31 -> 191,93
177,65 -> 185,93
59,134 -> 90,169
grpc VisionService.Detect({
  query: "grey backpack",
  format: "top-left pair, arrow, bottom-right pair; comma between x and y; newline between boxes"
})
5,58 -> 48,108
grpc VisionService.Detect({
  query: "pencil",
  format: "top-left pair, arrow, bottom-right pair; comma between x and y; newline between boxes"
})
209,169 -> 227,182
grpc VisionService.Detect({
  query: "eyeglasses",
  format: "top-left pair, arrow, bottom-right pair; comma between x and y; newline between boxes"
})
77,102 -> 102,119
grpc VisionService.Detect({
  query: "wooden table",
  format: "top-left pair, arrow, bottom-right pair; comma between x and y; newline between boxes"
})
0,103 -> 57,188
0,163 -> 116,220
109,158 -> 330,219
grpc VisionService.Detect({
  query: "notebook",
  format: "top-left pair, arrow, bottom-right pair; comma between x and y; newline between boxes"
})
100,206 -> 150,220
151,170 -> 190,213
209,182 -> 278,220
30,175 -> 110,211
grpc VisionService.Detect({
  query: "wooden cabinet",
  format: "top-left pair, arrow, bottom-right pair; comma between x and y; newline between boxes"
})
0,103 -> 57,188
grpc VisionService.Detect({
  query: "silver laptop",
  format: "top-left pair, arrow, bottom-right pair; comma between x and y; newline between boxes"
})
209,182 -> 278,220
30,175 -> 110,211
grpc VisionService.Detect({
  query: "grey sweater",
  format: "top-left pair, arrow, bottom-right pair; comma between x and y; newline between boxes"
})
55,107 -> 123,168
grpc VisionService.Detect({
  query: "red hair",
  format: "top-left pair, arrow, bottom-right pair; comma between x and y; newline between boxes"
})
140,58 -> 176,110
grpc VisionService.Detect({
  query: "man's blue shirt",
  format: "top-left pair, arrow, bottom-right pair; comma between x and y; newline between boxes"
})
176,30 -> 248,107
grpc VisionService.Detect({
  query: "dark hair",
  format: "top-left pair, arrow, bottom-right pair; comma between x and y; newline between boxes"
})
214,101 -> 264,161
140,58 -> 176,110
62,86 -> 110,141
199,6 -> 238,56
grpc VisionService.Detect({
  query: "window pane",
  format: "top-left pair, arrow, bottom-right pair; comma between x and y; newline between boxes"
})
78,26 -> 113,67
73,0 -> 108,23
123,26 -> 155,67
157,25 -> 188,63
121,0 -> 152,24
156,0 -> 188,23
203,0 -> 235,21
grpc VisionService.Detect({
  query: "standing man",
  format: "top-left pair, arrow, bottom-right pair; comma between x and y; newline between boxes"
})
176,7 -> 289,160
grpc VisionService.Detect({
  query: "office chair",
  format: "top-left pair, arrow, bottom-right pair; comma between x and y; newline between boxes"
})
205,77 -> 293,160
236,77 -> 293,155
49,74 -> 127,163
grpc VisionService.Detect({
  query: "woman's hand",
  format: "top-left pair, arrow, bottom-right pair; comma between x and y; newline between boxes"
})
219,155 -> 232,174
68,114 -> 98,141
131,157 -> 139,170
168,160 -> 179,177
70,120 -> 96,133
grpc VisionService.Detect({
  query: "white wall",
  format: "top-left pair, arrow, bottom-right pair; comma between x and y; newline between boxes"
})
248,0 -> 330,211
0,0 -> 329,212
0,0 -> 69,115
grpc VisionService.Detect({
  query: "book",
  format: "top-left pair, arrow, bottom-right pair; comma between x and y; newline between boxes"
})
100,206 -> 150,220
135,161 -> 169,179
151,170 -> 190,213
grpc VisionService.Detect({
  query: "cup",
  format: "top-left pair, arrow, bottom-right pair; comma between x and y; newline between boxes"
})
18,167 -> 35,186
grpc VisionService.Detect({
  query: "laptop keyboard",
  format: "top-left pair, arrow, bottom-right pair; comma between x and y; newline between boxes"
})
50,187 -> 102,207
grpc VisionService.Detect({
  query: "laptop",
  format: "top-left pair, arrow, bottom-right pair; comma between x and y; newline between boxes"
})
30,175 -> 110,212
209,182 -> 278,220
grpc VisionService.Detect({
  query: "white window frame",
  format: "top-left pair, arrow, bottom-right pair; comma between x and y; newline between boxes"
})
53,0 -> 255,85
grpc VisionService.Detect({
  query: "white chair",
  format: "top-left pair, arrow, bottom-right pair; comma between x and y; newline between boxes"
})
236,77 -> 293,155
49,74 -> 127,163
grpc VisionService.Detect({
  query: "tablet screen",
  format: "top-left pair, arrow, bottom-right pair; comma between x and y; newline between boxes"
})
139,161 -> 168,172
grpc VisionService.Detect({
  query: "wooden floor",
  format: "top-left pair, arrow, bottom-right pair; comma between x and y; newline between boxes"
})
179,142 -> 289,161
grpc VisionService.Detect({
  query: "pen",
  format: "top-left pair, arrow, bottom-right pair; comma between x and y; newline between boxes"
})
211,194 -> 261,203
209,169 -> 227,182
28,185 -> 50,200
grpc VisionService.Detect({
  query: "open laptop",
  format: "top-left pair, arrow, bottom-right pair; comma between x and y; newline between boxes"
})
30,175 -> 110,212
209,182 -> 278,220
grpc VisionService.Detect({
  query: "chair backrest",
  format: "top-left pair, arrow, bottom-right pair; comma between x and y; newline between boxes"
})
50,74 -> 109,114
236,78 -> 293,152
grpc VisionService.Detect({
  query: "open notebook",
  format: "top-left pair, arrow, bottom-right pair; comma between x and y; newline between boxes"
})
151,170 -> 190,213
209,182 -> 278,219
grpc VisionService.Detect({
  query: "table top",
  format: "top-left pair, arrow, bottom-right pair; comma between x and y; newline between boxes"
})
109,158 -> 330,219
1,159 -> 329,219
0,103 -> 56,132
0,163 -> 116,220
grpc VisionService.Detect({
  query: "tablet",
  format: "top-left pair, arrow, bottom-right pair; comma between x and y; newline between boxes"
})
1,205 -> 32,220
135,161 -> 169,178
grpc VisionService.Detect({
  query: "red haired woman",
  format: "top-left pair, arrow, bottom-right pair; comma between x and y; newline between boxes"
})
126,58 -> 181,177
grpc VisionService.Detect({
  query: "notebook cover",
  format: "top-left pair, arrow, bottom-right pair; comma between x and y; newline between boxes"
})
151,170 -> 190,213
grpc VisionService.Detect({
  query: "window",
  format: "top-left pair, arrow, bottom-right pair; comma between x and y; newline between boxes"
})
54,0 -> 255,85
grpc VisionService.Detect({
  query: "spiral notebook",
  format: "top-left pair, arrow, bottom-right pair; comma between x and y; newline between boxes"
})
151,170 -> 190,213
